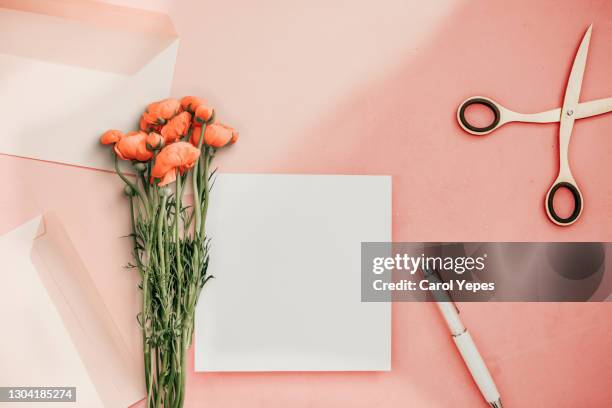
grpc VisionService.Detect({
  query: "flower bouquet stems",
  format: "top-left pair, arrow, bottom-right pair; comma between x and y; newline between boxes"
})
100,97 -> 238,408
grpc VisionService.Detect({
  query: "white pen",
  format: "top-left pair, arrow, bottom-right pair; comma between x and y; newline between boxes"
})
422,267 -> 503,408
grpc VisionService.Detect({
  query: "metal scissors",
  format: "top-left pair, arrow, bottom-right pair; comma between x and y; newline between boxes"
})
457,25 -> 612,226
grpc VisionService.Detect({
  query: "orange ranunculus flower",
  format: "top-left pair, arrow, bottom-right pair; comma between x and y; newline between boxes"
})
139,116 -> 149,131
114,131 -> 154,162
194,104 -> 214,124
100,129 -> 124,145
160,111 -> 191,144
139,116 -> 161,133
230,130 -> 238,144
180,96 -> 207,112
150,142 -> 201,186
146,132 -> 164,150
191,123 -> 238,148
190,125 -> 203,146
142,98 -> 181,125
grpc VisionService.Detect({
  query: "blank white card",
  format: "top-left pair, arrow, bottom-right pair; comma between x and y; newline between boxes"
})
195,174 -> 391,371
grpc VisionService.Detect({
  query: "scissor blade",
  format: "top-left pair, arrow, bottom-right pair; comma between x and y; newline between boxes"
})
557,25 -> 592,177
562,25 -> 592,117
576,97 -> 612,119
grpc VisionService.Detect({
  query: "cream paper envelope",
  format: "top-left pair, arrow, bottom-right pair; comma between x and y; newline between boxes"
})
0,0 -> 178,170
0,214 -> 143,407
195,174 -> 392,372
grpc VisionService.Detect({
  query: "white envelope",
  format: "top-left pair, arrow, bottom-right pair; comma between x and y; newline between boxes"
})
0,214 -> 144,407
0,1 -> 178,171
195,174 -> 392,371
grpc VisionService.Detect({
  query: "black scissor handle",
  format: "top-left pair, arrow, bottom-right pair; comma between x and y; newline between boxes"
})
546,181 -> 583,226
457,97 -> 501,134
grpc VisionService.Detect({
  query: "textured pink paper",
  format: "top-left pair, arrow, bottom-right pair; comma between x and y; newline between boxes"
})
2,0 -> 612,406
162,0 -> 612,405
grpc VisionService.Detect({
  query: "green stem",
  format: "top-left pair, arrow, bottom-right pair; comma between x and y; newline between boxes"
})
154,348 -> 160,407
140,172 -> 150,196
178,332 -> 187,407
146,360 -> 155,408
157,193 -> 169,318
130,196 -> 152,400
173,175 -> 184,408
129,197 -> 145,275
189,126 -> 206,347
175,175 -> 183,283
193,124 -> 206,236
155,356 -> 162,408
200,148 -> 212,238
114,154 -> 150,217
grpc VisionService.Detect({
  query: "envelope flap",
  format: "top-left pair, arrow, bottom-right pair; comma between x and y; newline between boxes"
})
0,0 -> 177,74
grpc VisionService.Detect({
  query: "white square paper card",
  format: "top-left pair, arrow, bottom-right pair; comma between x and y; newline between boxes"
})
195,174 -> 391,371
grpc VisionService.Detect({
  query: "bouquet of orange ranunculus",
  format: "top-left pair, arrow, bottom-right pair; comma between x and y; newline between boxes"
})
99,97 -> 237,408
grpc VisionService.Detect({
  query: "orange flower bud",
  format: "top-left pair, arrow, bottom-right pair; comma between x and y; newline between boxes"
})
194,104 -> 214,124
151,142 -> 201,186
100,129 -> 123,145
180,96 -> 207,112
139,116 -> 149,131
160,111 -> 191,144
114,131 -> 153,162
141,117 -> 162,134
191,123 -> 238,148
142,98 -> 180,125
147,132 -> 164,151
124,184 -> 136,196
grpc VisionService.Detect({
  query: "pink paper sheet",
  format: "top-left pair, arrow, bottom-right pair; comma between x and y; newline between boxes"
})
0,156 -> 145,406
31,212 -> 143,406
0,211 -> 144,407
0,0 -> 176,74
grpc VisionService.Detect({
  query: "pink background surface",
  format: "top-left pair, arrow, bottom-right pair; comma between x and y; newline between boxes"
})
1,0 -> 612,407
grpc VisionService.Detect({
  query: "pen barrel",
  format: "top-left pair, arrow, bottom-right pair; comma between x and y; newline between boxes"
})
453,331 -> 500,403
436,302 -> 465,335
